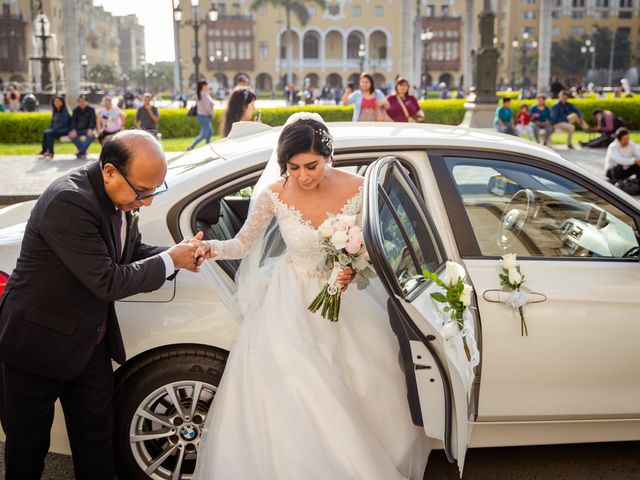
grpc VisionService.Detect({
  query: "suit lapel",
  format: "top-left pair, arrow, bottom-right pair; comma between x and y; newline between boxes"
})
121,211 -> 132,262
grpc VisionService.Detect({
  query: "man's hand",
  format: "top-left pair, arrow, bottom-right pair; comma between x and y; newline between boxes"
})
167,241 -> 203,272
68,129 -> 78,140
87,128 -> 94,137
188,231 -> 219,260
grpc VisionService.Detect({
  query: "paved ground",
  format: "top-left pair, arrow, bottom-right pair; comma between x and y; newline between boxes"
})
1,440 -> 638,479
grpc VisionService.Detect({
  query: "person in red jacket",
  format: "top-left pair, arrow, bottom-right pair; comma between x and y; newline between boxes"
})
515,104 -> 534,140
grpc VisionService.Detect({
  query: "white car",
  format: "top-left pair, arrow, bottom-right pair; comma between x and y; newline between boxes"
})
1,122 -> 639,479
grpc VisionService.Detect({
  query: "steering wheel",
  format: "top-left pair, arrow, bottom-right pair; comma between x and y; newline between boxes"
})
497,189 -> 536,250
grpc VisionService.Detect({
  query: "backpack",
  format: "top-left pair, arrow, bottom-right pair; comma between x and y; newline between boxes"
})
615,178 -> 640,196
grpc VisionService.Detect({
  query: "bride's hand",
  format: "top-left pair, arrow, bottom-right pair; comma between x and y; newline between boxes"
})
184,231 -> 218,260
338,268 -> 355,292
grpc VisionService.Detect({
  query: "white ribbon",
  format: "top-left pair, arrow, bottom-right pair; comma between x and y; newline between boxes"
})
505,290 -> 529,309
326,261 -> 344,295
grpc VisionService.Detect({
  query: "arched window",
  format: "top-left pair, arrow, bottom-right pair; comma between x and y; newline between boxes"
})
303,33 -> 320,59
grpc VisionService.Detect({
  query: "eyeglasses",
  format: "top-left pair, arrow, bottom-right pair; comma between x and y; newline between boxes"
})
110,163 -> 169,200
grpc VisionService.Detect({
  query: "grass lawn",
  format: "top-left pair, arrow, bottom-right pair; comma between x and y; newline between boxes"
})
0,131 -> 638,156
0,136 -> 220,156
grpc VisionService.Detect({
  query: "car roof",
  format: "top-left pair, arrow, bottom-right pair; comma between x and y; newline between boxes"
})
214,121 -> 557,162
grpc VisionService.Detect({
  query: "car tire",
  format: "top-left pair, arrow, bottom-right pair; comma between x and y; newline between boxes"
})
114,347 -> 227,480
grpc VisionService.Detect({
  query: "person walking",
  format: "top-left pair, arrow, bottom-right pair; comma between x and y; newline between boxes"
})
493,97 -> 516,135
385,76 -> 424,123
529,95 -> 553,146
580,108 -> 625,149
97,96 -> 126,145
219,88 -> 257,138
5,84 -> 21,112
342,72 -> 389,122
38,95 -> 70,159
0,131 -> 204,480
69,94 -> 97,159
187,80 -> 215,150
135,93 -> 160,136
550,90 -> 590,149
604,128 -> 640,186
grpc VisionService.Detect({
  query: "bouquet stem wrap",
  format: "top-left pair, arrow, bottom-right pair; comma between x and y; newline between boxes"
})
308,262 -> 344,322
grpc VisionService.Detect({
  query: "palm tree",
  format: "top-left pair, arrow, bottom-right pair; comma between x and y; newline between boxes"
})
250,0 -> 327,88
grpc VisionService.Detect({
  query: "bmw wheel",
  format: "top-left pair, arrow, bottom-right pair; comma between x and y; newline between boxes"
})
114,348 -> 227,480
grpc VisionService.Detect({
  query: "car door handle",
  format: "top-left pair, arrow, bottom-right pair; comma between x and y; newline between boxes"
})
482,289 -> 547,304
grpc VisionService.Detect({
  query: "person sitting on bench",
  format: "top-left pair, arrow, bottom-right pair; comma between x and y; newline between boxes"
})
68,94 -> 97,159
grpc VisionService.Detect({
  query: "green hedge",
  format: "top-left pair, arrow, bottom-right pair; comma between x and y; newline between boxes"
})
2,97 -> 639,143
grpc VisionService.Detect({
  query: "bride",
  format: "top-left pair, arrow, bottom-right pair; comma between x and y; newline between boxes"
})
191,112 -> 431,479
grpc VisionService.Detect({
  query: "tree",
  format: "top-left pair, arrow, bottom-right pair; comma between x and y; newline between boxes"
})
250,0 -> 326,87
88,64 -> 116,85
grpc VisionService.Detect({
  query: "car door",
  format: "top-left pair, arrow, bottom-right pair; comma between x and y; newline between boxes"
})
362,156 -> 480,472
430,151 -> 640,422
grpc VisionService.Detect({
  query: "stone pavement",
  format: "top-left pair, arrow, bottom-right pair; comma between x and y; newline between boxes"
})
0,146 -> 610,205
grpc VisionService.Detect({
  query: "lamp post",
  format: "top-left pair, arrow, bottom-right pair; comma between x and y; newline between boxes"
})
580,39 -> 595,84
139,53 -> 146,91
512,32 -> 537,89
178,0 -> 218,87
420,28 -> 434,97
172,0 -> 183,94
80,54 -> 89,81
358,43 -> 365,73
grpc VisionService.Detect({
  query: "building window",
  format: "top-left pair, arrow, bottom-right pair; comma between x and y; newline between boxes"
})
218,4 -> 226,16
571,0 -> 585,6
620,0 -> 632,7
595,0 -> 609,6
374,5 -> 383,16
2,4 -> 10,16
426,5 -> 435,17
551,10 -> 560,18
551,27 -> 561,36
442,5 -> 449,16
553,0 -> 562,6
328,3 -> 340,15
259,41 -> 268,59
352,5 -> 361,16
303,34 -> 319,58
232,3 -> 240,15
525,0 -> 536,3
569,27 -> 585,36
523,11 -> 536,19
620,10 -> 632,17
572,10 -> 584,18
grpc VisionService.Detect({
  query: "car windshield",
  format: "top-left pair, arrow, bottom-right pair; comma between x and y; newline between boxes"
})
166,146 -> 222,178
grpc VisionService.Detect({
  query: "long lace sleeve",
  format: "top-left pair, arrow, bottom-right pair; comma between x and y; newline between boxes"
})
209,190 -> 275,260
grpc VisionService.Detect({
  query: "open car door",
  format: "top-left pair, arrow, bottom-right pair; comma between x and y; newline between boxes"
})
361,156 -> 480,474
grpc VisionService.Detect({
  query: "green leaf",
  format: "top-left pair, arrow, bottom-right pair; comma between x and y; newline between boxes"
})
431,292 -> 447,303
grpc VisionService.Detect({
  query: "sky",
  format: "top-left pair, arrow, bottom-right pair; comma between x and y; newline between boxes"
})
93,0 -> 175,64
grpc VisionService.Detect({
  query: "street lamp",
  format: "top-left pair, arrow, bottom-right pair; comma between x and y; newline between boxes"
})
420,28 -> 434,97
511,32 -> 537,89
80,54 -> 89,81
172,0 -> 183,94
358,42 -> 366,73
580,39 -> 596,83
178,0 -> 218,87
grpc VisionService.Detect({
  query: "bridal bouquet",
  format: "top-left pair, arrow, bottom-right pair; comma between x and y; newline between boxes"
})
308,213 -> 376,322
499,254 -> 528,336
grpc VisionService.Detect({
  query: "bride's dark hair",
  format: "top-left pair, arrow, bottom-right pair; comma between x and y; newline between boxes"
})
277,119 -> 333,180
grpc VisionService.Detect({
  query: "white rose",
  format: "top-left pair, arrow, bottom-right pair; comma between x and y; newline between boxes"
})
336,214 -> 356,227
508,267 -> 522,285
330,230 -> 348,250
502,253 -> 518,269
443,261 -> 466,286
461,284 -> 473,307
318,221 -> 334,239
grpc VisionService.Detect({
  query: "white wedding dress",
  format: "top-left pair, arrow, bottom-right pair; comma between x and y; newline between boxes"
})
193,185 -> 431,479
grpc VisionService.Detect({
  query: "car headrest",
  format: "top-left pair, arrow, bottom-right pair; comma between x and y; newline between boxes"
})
197,201 -> 221,225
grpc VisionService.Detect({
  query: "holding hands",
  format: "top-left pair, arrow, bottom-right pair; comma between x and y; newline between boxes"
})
167,231 -> 217,272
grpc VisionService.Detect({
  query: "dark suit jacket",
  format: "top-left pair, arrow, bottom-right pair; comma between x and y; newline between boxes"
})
0,161 -> 169,381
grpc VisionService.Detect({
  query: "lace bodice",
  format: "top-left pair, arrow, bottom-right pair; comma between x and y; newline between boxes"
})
210,186 -> 363,272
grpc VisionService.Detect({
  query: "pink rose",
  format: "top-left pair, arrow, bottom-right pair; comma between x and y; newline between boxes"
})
345,237 -> 362,254
332,221 -> 349,233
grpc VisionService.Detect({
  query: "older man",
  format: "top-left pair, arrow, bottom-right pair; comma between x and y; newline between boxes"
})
605,128 -> 640,187
0,131 -> 203,480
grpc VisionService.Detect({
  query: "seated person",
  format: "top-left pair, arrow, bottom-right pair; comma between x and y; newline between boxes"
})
604,128 -> 640,186
529,95 -> 553,146
38,95 -> 70,159
493,97 -> 516,136
580,108 -> 625,149
515,104 -> 534,140
68,94 -> 96,159
550,90 -> 590,149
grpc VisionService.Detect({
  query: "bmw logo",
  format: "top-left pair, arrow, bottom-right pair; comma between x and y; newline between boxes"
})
180,424 -> 197,441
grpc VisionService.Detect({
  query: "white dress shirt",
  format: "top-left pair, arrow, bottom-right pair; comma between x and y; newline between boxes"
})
605,139 -> 640,172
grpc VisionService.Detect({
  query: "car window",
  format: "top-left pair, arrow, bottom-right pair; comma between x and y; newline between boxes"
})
378,164 -> 442,296
446,157 -> 640,259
